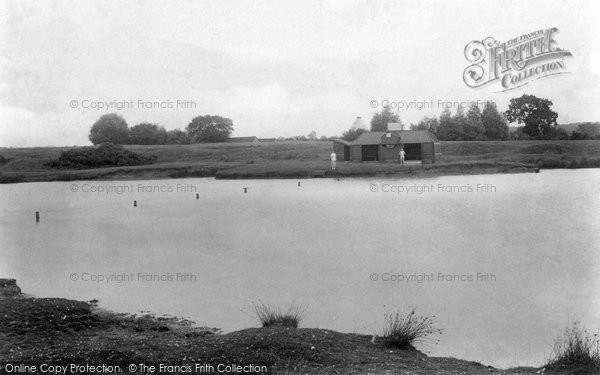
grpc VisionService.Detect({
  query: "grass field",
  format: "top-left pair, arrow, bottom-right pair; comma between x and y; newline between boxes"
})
1,140 -> 599,183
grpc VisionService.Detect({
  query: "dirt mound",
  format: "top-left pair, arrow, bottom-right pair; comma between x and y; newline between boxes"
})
0,298 -> 101,334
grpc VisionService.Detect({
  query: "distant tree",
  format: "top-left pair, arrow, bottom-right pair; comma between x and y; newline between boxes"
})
555,127 -> 569,140
89,113 -> 130,145
166,129 -> 191,144
510,126 -> 530,140
570,131 -> 590,140
436,108 -> 458,141
482,102 -> 509,140
464,103 -> 485,140
452,105 -> 469,141
505,95 -> 558,138
129,123 -> 167,145
370,106 -> 400,131
341,127 -> 366,142
411,116 -> 439,135
186,115 -> 234,143
576,123 -> 600,138
319,135 -> 328,141
307,130 -> 317,140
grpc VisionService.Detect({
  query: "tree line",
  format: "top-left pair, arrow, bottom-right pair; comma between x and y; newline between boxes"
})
88,114 -> 335,145
343,94 -> 599,142
89,114 -> 234,145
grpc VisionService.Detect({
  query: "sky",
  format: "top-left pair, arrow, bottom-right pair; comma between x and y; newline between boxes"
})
1,0 -> 599,147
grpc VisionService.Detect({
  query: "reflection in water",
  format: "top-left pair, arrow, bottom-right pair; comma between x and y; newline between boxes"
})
1,170 -> 599,369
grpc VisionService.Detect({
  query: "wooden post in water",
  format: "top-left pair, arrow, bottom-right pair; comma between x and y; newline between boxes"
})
35,211 -> 40,222
196,193 -> 199,199
243,187 -> 248,193
298,181 -> 301,187
133,200 -> 137,207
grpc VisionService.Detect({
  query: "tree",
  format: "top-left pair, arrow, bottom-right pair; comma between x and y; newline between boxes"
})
166,129 -> 191,144
482,102 -> 509,140
510,126 -> 530,140
436,108 -> 458,141
341,127 -> 365,142
307,130 -> 317,140
129,123 -> 167,145
464,103 -> 485,140
570,130 -> 590,140
555,127 -> 569,140
89,113 -> 129,145
186,115 -> 234,143
452,105 -> 468,141
575,123 -> 600,138
370,106 -> 400,131
411,116 -> 439,135
505,95 -> 558,138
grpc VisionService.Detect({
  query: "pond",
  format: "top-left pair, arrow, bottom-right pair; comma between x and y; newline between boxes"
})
1,169 -> 598,369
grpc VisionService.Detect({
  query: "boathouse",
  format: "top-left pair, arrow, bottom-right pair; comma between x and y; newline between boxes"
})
334,129 -> 441,164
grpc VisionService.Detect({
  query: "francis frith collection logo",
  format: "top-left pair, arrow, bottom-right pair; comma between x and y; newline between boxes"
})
463,28 -> 572,91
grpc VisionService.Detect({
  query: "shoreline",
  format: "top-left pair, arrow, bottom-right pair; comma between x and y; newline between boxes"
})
0,284 -> 549,375
2,140 -> 599,184
0,161 -> 540,184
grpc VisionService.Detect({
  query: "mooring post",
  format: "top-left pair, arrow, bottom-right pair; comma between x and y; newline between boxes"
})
35,211 -> 40,222
196,193 -> 199,199
133,200 -> 137,207
298,181 -> 301,187
243,187 -> 248,193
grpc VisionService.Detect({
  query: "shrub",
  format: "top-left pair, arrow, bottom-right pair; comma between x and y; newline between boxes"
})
546,323 -> 600,374
46,143 -> 157,169
378,308 -> 443,350
252,301 -> 306,328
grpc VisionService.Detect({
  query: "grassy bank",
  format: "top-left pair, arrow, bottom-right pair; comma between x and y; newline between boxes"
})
1,140 -> 599,183
0,294 -> 550,375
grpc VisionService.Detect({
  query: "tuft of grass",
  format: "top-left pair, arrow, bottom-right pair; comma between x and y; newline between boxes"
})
546,322 -> 600,374
378,308 -> 443,350
252,301 -> 307,328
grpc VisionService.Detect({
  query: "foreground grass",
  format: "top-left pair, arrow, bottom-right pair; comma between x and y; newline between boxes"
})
378,308 -> 443,350
1,140 -> 599,183
252,301 -> 307,328
545,323 -> 600,374
1,295 -> 545,374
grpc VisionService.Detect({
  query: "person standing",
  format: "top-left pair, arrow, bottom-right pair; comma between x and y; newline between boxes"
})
330,151 -> 337,170
399,147 -> 406,165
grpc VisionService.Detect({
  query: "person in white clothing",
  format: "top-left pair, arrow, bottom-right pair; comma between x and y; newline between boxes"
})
399,147 -> 406,165
330,151 -> 337,170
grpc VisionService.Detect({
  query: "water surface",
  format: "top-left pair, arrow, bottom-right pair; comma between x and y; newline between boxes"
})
1,169 -> 599,368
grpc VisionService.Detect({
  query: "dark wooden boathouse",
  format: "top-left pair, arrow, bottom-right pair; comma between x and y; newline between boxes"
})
334,130 -> 441,164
